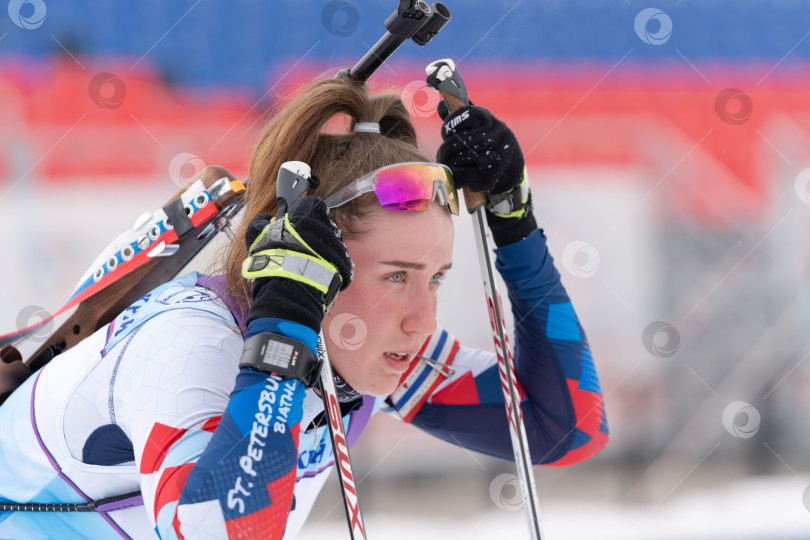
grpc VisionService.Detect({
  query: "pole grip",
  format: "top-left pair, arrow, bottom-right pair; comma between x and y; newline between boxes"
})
438,90 -> 487,213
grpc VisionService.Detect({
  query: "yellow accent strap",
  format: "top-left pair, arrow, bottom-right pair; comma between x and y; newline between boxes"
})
241,249 -> 338,295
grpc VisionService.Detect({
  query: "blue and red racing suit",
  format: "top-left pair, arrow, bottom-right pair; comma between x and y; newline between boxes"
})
0,228 -> 608,539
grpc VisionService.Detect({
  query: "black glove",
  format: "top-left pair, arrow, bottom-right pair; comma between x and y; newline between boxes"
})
242,196 -> 352,332
437,102 -> 538,247
437,103 -> 525,195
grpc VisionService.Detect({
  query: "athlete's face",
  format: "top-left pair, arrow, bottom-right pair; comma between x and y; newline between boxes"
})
323,203 -> 454,396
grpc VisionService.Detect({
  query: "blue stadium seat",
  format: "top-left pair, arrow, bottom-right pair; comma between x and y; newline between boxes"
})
2,0 -> 810,95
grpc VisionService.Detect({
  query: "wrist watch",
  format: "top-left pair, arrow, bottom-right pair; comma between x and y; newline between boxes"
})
239,332 -> 322,387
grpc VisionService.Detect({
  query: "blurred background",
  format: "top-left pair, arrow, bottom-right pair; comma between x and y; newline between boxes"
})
2,0 -> 810,538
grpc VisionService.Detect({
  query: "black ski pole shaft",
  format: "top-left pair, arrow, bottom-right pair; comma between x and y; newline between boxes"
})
338,1 -> 452,82
426,58 -> 545,540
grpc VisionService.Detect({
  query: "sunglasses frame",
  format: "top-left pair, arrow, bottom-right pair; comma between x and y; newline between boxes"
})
323,161 -> 459,215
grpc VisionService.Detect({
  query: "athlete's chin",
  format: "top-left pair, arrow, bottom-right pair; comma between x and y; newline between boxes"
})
356,373 -> 402,397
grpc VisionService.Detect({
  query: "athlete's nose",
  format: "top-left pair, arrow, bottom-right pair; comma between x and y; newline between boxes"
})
401,285 -> 438,337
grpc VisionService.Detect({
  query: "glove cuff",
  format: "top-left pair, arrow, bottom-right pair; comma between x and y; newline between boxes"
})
486,168 -> 530,218
485,192 -> 538,248
246,279 -> 325,334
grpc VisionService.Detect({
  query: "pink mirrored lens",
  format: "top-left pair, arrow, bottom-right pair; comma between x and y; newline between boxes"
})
373,165 -> 457,214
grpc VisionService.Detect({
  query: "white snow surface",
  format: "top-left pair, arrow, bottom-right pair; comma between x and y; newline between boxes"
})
297,475 -> 810,540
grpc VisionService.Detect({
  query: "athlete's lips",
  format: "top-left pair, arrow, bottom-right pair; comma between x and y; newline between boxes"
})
384,349 -> 421,359
382,351 -> 417,372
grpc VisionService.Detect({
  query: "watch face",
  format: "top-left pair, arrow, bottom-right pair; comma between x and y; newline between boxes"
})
262,340 -> 297,370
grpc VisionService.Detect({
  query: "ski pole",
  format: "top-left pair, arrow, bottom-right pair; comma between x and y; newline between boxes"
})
275,161 -> 367,539
317,331 -> 366,539
337,1 -> 452,82
426,59 -> 544,540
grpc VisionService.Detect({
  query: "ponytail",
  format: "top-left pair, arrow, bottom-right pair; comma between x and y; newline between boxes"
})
222,75 -> 430,309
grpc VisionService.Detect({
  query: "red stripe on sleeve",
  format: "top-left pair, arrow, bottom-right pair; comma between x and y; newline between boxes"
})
431,370 -> 479,405
515,367 -> 527,402
140,422 -> 188,474
201,415 -> 222,433
154,463 -> 195,519
401,339 -> 460,422
549,379 -> 607,466
224,469 -> 297,540
566,379 -> 604,437
552,429 -> 609,467
396,336 -> 432,386
173,506 -> 185,540
289,423 -> 301,446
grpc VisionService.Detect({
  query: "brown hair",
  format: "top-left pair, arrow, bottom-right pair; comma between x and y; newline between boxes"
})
222,75 -> 431,312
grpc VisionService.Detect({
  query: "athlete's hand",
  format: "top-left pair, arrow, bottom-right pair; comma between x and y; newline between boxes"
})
437,103 -> 525,196
242,196 -> 352,332
437,103 -> 537,246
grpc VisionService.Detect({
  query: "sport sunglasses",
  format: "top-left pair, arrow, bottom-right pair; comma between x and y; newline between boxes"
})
322,162 -> 459,216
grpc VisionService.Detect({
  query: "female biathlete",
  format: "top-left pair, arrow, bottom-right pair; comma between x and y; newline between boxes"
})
0,76 -> 608,539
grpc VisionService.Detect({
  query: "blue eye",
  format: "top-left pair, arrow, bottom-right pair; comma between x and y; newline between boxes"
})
387,272 -> 404,283
430,273 -> 446,284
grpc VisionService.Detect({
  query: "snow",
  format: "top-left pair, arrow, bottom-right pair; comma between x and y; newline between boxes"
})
297,475 -> 810,540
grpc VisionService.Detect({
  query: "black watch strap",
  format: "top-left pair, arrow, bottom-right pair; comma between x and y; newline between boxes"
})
239,333 -> 322,387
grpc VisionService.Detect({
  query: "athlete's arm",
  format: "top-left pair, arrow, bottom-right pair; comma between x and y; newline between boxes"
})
139,192 -> 352,539
389,229 -> 608,466
118,308 -> 305,540
415,104 -> 608,465
173,317 -> 307,540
